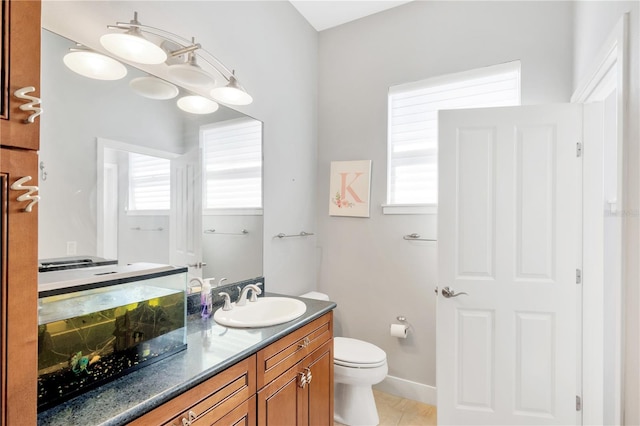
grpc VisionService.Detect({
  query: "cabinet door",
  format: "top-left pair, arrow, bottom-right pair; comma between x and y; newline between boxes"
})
303,339 -> 333,426
257,362 -> 303,426
0,148 -> 39,426
0,0 -> 41,150
258,339 -> 334,426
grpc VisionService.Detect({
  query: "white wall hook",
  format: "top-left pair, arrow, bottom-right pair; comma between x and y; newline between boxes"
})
10,176 -> 40,212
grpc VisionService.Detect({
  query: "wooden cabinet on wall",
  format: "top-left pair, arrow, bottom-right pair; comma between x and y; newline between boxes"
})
0,149 -> 39,425
1,0 -> 41,150
257,313 -> 334,426
0,1 -> 42,425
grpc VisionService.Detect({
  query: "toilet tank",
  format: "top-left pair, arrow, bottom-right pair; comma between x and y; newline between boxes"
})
300,291 -> 330,301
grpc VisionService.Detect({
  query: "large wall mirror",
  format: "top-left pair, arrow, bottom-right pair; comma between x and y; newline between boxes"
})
38,28 -> 263,285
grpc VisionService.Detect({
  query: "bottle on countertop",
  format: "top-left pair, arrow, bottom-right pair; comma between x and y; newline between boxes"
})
201,278 -> 213,319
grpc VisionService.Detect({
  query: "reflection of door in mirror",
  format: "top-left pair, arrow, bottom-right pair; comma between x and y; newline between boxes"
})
170,148 -> 202,278
97,139 -> 178,264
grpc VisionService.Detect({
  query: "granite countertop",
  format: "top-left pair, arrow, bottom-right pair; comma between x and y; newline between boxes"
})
37,294 -> 336,426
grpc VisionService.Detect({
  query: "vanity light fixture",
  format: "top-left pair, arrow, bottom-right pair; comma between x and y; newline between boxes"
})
168,48 -> 215,87
100,12 -> 167,65
129,76 -> 179,100
210,72 -> 253,106
102,12 -> 253,105
177,95 -> 219,114
63,47 -> 128,80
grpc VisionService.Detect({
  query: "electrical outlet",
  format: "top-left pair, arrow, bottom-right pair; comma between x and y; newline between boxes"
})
66,241 -> 77,256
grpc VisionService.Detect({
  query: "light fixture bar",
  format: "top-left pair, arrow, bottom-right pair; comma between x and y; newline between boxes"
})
103,12 -> 253,105
107,16 -> 235,81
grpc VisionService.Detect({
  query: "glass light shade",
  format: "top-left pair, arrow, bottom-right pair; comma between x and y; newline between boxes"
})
129,76 -> 179,100
210,76 -> 253,105
63,51 -> 128,80
168,63 -> 215,87
210,86 -> 253,105
100,32 -> 167,65
177,95 -> 219,114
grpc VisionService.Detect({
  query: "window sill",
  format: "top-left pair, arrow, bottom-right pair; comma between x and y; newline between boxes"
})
204,208 -> 263,216
382,204 -> 437,215
126,210 -> 169,216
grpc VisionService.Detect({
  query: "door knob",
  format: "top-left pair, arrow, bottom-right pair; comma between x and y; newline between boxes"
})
441,286 -> 468,298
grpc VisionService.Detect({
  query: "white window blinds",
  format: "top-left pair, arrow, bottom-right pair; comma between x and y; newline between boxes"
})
128,152 -> 171,211
387,61 -> 521,205
202,118 -> 263,209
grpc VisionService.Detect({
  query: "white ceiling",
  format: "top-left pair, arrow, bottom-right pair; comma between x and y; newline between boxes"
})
289,1 -> 414,31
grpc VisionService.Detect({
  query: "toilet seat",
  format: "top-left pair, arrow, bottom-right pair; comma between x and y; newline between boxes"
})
334,337 -> 387,368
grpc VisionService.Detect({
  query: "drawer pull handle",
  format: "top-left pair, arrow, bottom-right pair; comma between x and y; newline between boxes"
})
14,86 -> 42,124
181,418 -> 190,426
188,411 -> 197,421
298,337 -> 310,349
10,176 -> 39,212
298,371 -> 308,388
305,367 -> 313,384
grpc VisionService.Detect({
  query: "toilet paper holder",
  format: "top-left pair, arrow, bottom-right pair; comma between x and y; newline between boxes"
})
390,316 -> 411,338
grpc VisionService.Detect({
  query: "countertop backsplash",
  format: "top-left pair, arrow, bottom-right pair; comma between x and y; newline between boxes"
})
186,277 -> 265,315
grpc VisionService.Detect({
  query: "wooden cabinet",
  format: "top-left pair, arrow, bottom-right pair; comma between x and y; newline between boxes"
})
129,312 -> 334,426
1,148 -> 39,426
1,0 -> 41,150
0,0 -> 41,425
129,355 -> 256,426
256,312 -> 334,426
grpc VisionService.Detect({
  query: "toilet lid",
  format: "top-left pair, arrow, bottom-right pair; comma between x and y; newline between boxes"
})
334,337 -> 386,368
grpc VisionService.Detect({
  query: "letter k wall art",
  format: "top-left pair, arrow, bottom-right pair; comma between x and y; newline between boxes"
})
329,160 -> 372,218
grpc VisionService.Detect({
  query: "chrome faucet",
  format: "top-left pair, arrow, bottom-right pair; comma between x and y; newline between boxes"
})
188,277 -> 204,294
236,284 -> 262,306
218,292 -> 232,311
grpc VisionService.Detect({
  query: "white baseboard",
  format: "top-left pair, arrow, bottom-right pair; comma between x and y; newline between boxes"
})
373,375 -> 437,405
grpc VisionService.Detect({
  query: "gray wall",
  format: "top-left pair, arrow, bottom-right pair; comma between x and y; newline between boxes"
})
316,0 -> 575,397
573,2 -> 640,424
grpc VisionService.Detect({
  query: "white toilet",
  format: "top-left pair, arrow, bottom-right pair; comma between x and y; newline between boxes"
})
301,292 -> 388,426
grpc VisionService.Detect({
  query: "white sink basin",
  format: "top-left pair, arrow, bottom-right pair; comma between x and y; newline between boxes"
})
213,297 -> 307,328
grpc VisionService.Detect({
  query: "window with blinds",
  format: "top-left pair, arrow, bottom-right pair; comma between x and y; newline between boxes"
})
387,61 -> 521,209
201,118 -> 263,210
128,152 -> 171,211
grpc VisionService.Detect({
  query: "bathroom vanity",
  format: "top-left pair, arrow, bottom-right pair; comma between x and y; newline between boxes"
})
37,296 -> 335,426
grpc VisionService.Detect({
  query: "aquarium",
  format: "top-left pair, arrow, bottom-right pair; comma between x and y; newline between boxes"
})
37,263 -> 187,411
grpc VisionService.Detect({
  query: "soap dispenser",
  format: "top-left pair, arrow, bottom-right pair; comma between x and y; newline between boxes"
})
201,278 -> 213,319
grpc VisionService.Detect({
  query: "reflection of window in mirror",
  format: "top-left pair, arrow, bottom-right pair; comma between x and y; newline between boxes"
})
201,118 -> 263,211
127,152 -> 171,212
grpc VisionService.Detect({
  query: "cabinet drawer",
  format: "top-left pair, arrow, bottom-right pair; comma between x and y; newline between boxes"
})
129,355 -> 256,426
257,312 -> 332,389
200,395 -> 255,426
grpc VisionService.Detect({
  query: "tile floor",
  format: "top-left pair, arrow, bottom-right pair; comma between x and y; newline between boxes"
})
334,390 -> 437,426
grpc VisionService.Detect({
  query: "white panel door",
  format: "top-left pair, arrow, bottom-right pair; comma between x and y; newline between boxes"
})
170,148 -> 203,277
437,104 -> 582,425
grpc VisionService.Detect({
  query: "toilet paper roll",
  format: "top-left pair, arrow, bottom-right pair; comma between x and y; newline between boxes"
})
390,323 -> 409,339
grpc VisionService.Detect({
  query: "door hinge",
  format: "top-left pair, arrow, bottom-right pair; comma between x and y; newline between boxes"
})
576,395 -> 582,411
577,142 -> 583,157
576,269 -> 582,284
